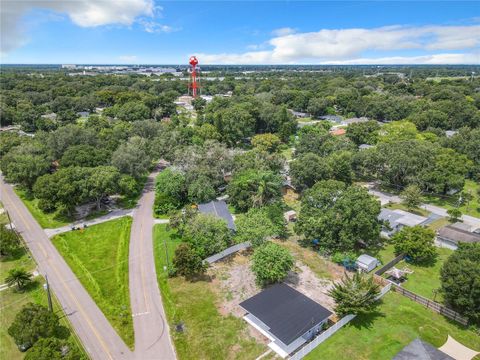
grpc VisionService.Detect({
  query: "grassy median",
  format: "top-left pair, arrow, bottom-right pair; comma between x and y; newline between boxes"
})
51,217 -> 134,348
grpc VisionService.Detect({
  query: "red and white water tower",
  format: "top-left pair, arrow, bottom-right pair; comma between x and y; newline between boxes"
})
188,56 -> 200,97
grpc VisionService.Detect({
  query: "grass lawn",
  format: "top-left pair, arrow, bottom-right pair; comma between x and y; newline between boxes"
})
424,180 -> 480,218
305,292 -> 480,360
14,188 -> 71,229
398,247 -> 453,302
153,224 -> 267,360
51,217 -> 134,348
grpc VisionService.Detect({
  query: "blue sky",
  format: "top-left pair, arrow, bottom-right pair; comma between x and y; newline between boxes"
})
1,1 -> 479,64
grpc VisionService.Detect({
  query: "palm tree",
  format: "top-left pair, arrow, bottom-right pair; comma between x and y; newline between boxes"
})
5,268 -> 32,291
252,172 -> 282,208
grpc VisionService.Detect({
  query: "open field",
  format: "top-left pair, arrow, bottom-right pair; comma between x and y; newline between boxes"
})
153,224 -> 267,360
14,188 -> 71,229
305,292 -> 480,360
51,217 -> 134,348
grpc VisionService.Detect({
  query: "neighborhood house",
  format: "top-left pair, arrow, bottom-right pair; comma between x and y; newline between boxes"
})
436,224 -> 480,250
240,283 -> 332,358
379,208 -> 428,237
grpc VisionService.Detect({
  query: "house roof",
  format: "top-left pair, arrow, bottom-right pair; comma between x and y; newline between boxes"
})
197,200 -> 236,231
379,208 -> 428,227
393,338 -> 454,360
437,225 -> 480,244
239,283 -> 332,346
330,128 -> 346,136
357,254 -> 378,266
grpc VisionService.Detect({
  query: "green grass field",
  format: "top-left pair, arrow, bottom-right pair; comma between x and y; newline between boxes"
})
14,188 -> 71,229
51,217 -> 134,348
400,247 -> 453,301
153,224 -> 266,360
305,292 -> 480,360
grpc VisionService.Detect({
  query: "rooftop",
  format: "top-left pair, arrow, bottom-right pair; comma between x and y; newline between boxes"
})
438,225 -> 480,244
393,338 -> 454,360
197,200 -> 236,231
239,283 -> 332,346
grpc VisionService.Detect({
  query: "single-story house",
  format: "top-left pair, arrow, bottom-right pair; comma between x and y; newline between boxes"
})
77,111 -> 90,118
40,112 -> 57,120
393,338 -> 453,360
356,254 -> 379,272
379,208 -> 428,237
319,115 -> 343,123
240,283 -> 332,358
436,224 -> 480,250
342,117 -> 369,126
445,130 -> 457,138
288,110 -> 309,118
197,200 -> 236,231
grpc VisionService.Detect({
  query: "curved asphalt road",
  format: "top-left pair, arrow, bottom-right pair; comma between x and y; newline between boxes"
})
129,172 -> 176,360
0,175 -> 132,360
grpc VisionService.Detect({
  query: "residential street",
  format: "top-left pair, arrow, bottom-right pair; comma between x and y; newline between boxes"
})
367,186 -> 480,229
128,171 -> 176,360
0,175 -> 132,360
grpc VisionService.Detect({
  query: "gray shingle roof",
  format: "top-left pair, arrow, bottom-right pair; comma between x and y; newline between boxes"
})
240,283 -> 332,346
197,200 -> 236,230
438,225 -> 480,244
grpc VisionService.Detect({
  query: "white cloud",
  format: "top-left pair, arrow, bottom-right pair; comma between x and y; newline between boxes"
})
200,24 -> 480,64
138,19 -> 179,33
1,0 -> 155,55
271,27 -> 296,36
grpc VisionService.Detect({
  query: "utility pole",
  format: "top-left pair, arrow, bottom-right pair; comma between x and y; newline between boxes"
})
44,275 -> 53,312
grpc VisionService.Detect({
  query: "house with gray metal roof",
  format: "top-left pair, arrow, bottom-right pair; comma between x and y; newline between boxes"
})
379,208 -> 428,237
436,224 -> 480,250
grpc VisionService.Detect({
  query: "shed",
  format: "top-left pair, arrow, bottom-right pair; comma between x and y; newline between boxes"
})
356,254 -> 379,272
359,144 -> 374,150
240,283 -> 332,358
197,200 -> 236,231
284,210 -> 297,222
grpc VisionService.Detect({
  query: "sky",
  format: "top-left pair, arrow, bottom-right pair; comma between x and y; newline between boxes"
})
1,0 -> 480,65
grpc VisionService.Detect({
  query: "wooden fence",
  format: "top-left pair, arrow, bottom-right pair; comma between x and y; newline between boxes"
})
392,285 -> 469,326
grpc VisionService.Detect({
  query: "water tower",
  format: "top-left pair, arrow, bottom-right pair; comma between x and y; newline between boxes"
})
188,56 -> 200,97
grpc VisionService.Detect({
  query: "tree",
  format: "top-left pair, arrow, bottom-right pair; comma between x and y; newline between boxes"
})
251,242 -> 294,286
378,120 -> 420,143
116,101 -> 151,122
345,120 -> 380,145
290,153 -> 332,191
327,150 -> 354,184
60,144 -> 109,168
187,176 -> 216,203
392,226 -> 436,264
87,166 -> 120,210
227,169 -> 282,212
154,169 -> 187,214
447,207 -> 462,222
0,227 -> 20,257
173,243 -> 205,278
235,206 -> 285,247
184,213 -> 231,258
400,184 -> 423,211
25,337 -> 82,360
6,268 -> 33,291
328,272 -> 380,317
118,175 -> 138,197
251,133 -> 282,153
295,180 -> 381,252
440,243 -> 480,324
111,136 -> 151,179
8,303 -> 60,349
0,142 -> 51,191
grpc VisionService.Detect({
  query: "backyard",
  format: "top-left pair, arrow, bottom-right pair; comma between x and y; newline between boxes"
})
153,224 -> 267,360
304,292 -> 480,360
51,217 -> 134,348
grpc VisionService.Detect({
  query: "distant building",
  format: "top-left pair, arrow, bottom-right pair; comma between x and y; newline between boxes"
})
77,111 -> 90,118
359,144 -> 374,150
319,115 -> 342,123
61,64 -> 77,69
445,130 -> 457,138
342,117 -> 369,126
240,283 -> 332,358
283,210 -> 297,223
197,200 -> 236,231
436,224 -> 480,250
288,109 -> 309,118
41,113 -> 57,120
379,208 -> 428,237
330,128 -> 346,136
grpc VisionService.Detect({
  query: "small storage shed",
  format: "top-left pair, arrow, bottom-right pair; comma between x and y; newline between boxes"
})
356,254 -> 379,272
284,210 -> 297,222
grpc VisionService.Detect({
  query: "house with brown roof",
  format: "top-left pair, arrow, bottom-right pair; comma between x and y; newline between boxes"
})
436,223 -> 480,250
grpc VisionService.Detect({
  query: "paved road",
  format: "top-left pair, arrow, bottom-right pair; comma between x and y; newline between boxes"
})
0,175 -> 132,360
129,172 -> 176,360
45,208 -> 134,238
368,186 -> 480,229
